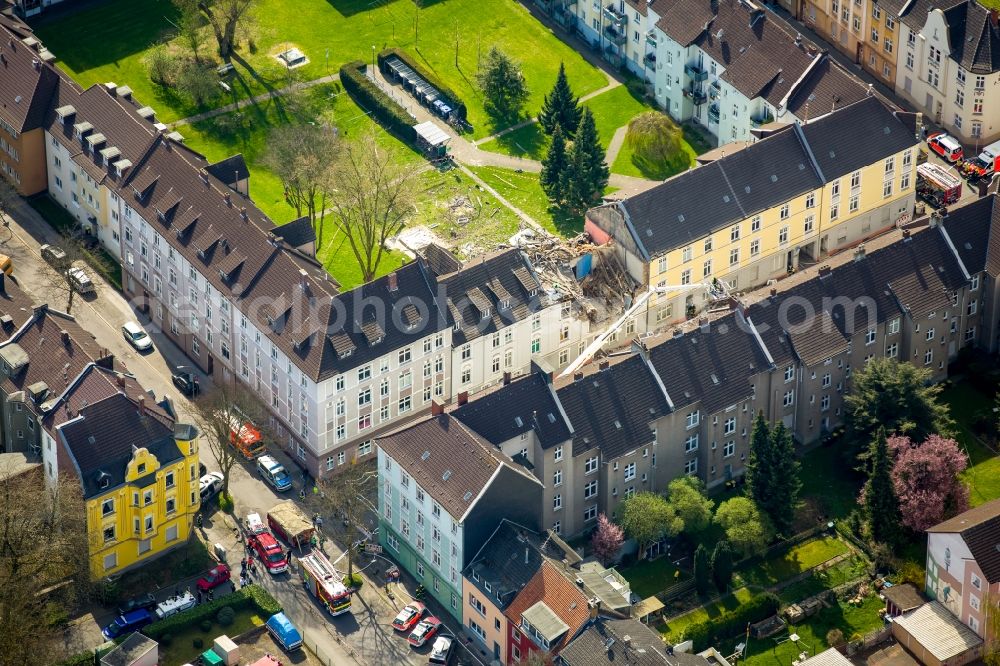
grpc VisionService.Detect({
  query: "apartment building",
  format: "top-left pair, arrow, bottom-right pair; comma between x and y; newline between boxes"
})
376,412 -> 543,619
895,0 -> 1000,145
0,22 -> 58,195
862,0 -> 904,86
802,0 -> 869,63
504,561 -> 592,664
561,617 -> 719,666
925,499 -> 1000,639
51,396 -> 201,577
443,194 -> 996,540
651,0 -> 869,146
586,96 -> 919,329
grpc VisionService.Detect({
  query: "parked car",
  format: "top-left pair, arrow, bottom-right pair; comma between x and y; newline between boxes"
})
40,244 -> 67,266
408,616 -> 442,648
428,635 -> 454,664
256,455 -> 292,492
172,370 -> 200,396
265,612 -> 303,651
199,472 -> 224,502
116,592 -> 157,616
67,264 -> 95,294
102,608 -> 154,640
196,564 -> 231,592
250,529 -> 289,574
122,321 -> 153,352
927,132 -> 964,163
392,602 -> 426,632
154,591 -> 196,619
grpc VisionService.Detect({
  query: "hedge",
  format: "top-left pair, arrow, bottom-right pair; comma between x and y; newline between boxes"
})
339,62 -> 416,142
143,584 -> 281,639
377,48 -> 467,121
682,592 -> 780,651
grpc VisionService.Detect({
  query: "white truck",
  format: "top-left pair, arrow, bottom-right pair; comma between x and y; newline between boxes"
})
154,591 -> 197,619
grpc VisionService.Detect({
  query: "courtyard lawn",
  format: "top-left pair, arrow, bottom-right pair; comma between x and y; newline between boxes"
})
797,443 -> 865,526
468,166 -> 579,236
777,555 -> 869,605
159,608 -> 264,666
620,557 -> 692,600
737,537 -> 850,590
33,0 -> 607,134
656,587 -> 755,643
721,594 -> 885,666
941,382 -> 1000,506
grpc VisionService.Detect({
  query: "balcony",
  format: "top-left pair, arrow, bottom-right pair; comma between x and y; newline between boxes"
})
684,86 -> 708,105
603,3 -> 627,29
604,25 -> 627,46
708,104 -> 720,123
750,112 -> 775,127
646,30 -> 657,47
684,63 -> 708,82
643,51 -> 656,67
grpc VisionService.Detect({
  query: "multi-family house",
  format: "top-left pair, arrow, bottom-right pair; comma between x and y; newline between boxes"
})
49,394 -> 201,577
376,412 -> 543,620
7,0 -> 73,18
587,96 -> 919,330
925,498 -> 1000,639
862,0 -> 904,86
802,0 -> 870,64
895,0 -> 1000,145
561,616 -> 721,666
0,22 -> 58,195
438,248 -> 591,398
462,519 -> 632,662
651,0 -> 869,146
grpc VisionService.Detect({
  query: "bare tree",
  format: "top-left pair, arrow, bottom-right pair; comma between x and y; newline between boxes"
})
326,133 -> 416,283
0,174 -> 18,219
262,123 -> 340,244
0,466 -> 90,666
984,592 -> 1000,666
171,0 -> 207,62
195,0 -> 258,60
188,378 -> 271,498
40,239 -> 91,315
317,457 -> 377,583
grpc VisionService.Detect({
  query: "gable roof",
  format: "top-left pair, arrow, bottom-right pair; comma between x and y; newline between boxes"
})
59,392 -> 178,499
0,24 -> 59,132
562,617 -> 707,666
939,194 -> 1000,276
901,0 -> 1000,74
603,97 -> 916,258
927,498 -> 1000,583
894,601 -> 983,660
504,561 -> 592,653
377,413 -> 532,520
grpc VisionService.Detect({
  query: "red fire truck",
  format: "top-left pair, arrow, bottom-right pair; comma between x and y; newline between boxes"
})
299,551 -> 352,617
916,162 -> 962,207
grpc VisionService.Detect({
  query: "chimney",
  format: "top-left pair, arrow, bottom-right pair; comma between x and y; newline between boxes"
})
525,547 -> 529,565
794,32 -> 802,47
503,371 -> 512,385
915,112 -> 924,141
240,206 -> 248,221
299,268 -> 309,291
138,396 -> 146,414
457,391 -> 469,406
598,359 -> 610,370
818,264 -> 832,277
116,374 -> 127,389
902,229 -> 911,239
431,398 -> 445,416
853,244 -> 866,262
387,272 -> 398,292
573,371 -> 584,381
990,9 -> 998,30
770,287 -> 778,297
199,170 -> 209,186
590,599 -> 602,620
224,192 -> 232,207
32,58 -> 40,71
60,329 -> 70,345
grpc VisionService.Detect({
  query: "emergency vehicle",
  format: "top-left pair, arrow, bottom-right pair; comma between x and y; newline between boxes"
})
299,550 -> 352,616
916,162 -> 962,207
245,513 -> 288,574
961,140 -> 1000,180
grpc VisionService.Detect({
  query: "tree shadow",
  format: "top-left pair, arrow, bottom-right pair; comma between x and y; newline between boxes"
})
628,150 -> 691,181
491,122 -> 548,159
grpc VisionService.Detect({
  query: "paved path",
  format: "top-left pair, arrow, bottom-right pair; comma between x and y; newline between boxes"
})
605,125 -> 629,166
170,73 -> 341,128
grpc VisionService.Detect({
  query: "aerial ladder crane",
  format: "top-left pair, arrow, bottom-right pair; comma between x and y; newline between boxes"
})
558,278 -> 733,379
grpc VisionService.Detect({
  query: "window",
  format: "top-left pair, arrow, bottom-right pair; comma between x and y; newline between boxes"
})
723,440 -> 735,457
101,498 -> 115,516
751,216 -> 761,232
682,246 -> 693,262
553,469 -> 563,486
686,410 -> 700,428
624,462 -> 636,481
926,328 -> 935,342
784,365 -> 795,382
553,494 -> 562,511
849,194 -> 859,212
684,458 -> 698,475
584,479 -> 598,498
681,269 -> 691,285
804,216 -> 814,234
779,226 -> 789,244
783,391 -> 794,407
729,248 -> 739,266
724,416 -> 736,434
585,456 -> 599,474
889,317 -> 900,334
924,349 -> 933,365
730,225 -> 740,242
399,347 -> 411,364
584,505 -> 598,521
704,238 -> 713,252
531,337 -> 541,354
780,204 -> 790,220
703,259 -> 713,277
685,434 -> 699,452
554,445 -> 563,461
972,573 -> 982,590
657,256 -> 668,273
866,328 -> 876,345
750,239 -> 760,256
103,526 -> 116,543
886,342 -> 898,358
968,300 -> 978,316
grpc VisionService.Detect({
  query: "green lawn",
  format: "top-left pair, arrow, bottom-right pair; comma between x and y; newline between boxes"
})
159,609 -> 264,665
777,555 -> 869,604
797,444 -> 865,525
468,166 -> 580,236
721,594 -> 885,666
34,0 -> 607,135
619,557 -> 692,600
656,587 -> 755,643
738,537 -> 850,589
941,382 -> 1000,506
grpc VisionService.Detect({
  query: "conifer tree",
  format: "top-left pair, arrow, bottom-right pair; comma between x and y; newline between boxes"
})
864,427 -> 902,546
562,108 -> 608,213
766,421 -> 802,535
711,540 -> 734,593
540,126 -> 569,202
539,63 -> 582,136
694,544 -> 712,595
744,411 -> 771,508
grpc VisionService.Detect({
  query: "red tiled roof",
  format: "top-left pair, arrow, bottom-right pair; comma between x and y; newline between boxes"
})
503,561 -> 592,653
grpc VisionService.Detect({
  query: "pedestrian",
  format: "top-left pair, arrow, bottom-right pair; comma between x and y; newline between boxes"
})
208,589 -> 214,601
231,580 -> 237,593
195,513 -> 203,528
299,488 -> 306,500
197,589 -> 203,604
316,515 -> 323,528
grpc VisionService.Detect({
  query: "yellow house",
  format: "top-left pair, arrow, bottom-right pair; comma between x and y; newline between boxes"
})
51,393 -> 200,577
586,97 -> 919,327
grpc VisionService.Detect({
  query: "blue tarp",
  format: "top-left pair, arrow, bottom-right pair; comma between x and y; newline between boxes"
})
266,612 -> 303,651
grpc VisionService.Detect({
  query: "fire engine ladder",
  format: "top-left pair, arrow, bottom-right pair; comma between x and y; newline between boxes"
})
304,552 -> 341,584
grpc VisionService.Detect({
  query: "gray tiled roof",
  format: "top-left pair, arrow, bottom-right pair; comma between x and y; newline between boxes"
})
901,0 -> 1000,74
463,520 -> 563,610
939,194 -> 1000,276
927,498 -> 1000,582
562,617 -> 707,666
608,97 -> 915,259
0,24 -> 59,132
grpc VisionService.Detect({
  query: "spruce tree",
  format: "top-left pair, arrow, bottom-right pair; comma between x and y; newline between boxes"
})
539,63 -> 582,137
766,421 -> 802,535
745,411 -> 771,509
693,544 -> 712,595
710,540 -> 734,593
540,126 -> 568,202
562,108 -> 609,213
864,427 -> 902,547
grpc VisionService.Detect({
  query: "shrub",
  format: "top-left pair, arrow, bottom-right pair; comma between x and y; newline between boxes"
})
144,585 -> 281,639
345,573 -> 365,590
193,638 -> 204,649
217,606 -> 236,627
339,62 -> 416,142
682,592 -> 780,651
377,48 -> 467,120
59,652 -> 96,666
218,492 -> 234,513
159,633 -> 173,646
244,584 -> 282,616
199,619 -> 212,632
826,629 -> 845,647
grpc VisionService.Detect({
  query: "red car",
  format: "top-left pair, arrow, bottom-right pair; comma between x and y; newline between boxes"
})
927,132 -> 964,163
392,602 -> 426,632
407,616 -> 442,647
250,531 -> 288,574
197,564 -> 232,592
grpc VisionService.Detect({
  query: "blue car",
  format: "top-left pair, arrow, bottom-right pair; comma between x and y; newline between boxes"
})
102,608 -> 154,640
265,612 -> 302,651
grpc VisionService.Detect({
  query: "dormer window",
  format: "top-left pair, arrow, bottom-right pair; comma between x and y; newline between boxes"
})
480,307 -> 491,320
529,288 -> 538,297
500,299 -> 510,310
219,270 -> 229,282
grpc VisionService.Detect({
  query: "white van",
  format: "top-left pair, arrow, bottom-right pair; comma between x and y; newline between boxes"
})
256,455 -> 292,492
